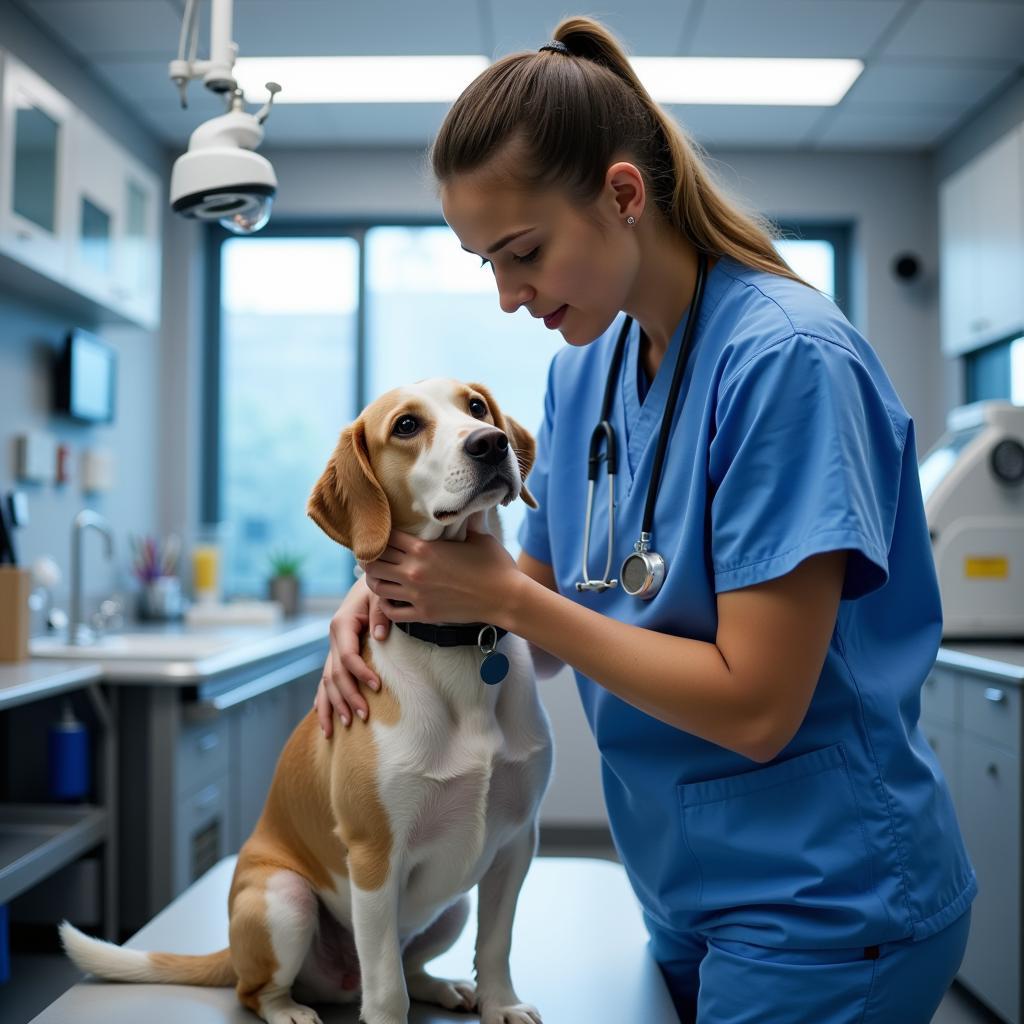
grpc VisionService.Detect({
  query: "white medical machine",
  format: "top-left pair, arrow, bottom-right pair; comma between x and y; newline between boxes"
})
919,400 -> 1024,639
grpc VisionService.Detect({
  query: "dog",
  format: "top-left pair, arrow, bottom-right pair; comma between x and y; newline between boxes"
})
59,378 -> 554,1024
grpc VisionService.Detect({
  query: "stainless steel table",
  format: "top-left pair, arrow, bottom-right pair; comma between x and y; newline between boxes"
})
31,854 -> 678,1023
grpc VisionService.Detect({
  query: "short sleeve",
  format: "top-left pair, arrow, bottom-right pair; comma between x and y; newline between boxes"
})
709,333 -> 906,600
517,355 -> 558,565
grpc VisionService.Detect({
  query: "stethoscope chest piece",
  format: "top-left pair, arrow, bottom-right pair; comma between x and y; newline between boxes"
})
620,534 -> 666,599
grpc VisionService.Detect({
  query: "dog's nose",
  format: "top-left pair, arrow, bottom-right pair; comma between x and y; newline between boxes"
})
464,428 -> 509,466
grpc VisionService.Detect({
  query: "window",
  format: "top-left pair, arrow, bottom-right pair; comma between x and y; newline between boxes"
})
207,220 -> 852,597
964,333 -> 1024,404
207,222 -> 561,597
773,223 -> 851,319
211,232 -> 360,597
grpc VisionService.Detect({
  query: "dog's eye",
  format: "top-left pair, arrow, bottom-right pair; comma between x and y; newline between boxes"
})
469,398 -> 488,419
393,415 -> 420,437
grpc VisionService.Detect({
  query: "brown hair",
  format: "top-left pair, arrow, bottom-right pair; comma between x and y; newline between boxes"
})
429,15 -> 808,286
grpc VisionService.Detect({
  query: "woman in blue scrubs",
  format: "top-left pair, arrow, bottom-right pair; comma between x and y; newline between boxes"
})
315,16 -> 976,1023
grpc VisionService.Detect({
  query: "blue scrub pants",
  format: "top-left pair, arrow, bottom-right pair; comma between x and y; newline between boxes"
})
645,908 -> 972,1024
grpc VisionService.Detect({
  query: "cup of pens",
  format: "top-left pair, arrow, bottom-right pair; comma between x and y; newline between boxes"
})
132,533 -> 184,621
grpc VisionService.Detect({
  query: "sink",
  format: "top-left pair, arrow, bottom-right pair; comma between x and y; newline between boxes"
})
30,631 -> 241,661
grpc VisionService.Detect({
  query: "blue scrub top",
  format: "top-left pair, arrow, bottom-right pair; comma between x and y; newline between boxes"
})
518,256 -> 976,949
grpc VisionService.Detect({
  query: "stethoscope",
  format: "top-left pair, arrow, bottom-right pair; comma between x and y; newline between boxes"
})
576,250 -> 709,600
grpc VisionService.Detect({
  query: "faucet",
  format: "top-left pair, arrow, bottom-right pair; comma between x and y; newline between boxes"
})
69,510 -> 116,645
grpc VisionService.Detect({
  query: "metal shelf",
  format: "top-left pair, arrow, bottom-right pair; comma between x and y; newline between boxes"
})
0,803 -> 108,904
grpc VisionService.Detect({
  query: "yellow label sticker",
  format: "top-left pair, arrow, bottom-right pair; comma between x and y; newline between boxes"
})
965,556 -> 1009,579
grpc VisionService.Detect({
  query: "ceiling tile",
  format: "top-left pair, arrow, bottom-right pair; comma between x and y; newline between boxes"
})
20,0 -> 183,58
883,1 -> 1024,61
231,0 -> 486,56
686,0 -> 904,58
844,59 -> 1018,115
810,105 -> 959,148
490,1 -> 696,58
671,104 -> 825,148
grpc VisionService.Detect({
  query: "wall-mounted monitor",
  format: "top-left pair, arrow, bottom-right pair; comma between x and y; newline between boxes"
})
54,328 -> 117,424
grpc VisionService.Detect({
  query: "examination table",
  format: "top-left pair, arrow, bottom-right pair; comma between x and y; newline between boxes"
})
29,855 -> 678,1023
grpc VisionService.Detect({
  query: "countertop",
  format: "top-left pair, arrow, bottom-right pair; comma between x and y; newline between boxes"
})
0,661 -> 104,713
937,641 -> 1024,683
26,613 -> 333,686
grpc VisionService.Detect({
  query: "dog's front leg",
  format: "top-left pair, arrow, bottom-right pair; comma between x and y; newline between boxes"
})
474,824 -> 543,1024
349,846 -> 409,1024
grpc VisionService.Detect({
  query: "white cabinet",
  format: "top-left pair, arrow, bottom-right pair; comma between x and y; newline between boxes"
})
67,114 -> 162,329
0,49 -> 162,330
939,124 -> 1024,357
0,52 -> 75,282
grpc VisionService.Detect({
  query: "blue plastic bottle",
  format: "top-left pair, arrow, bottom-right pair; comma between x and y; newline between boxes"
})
47,701 -> 90,802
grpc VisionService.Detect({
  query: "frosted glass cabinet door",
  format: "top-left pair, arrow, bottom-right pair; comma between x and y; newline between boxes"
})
0,53 -> 74,280
68,112 -> 122,305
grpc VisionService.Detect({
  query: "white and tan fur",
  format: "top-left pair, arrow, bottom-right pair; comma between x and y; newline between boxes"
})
60,379 -> 554,1024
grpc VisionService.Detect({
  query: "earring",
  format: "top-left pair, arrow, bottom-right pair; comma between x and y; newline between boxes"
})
626,215 -> 636,226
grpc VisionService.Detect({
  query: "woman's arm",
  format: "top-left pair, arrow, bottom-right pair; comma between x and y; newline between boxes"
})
504,549 -> 847,762
364,532 -> 846,763
516,551 -> 566,680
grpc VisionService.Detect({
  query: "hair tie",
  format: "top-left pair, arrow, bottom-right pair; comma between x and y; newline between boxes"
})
539,41 -> 570,56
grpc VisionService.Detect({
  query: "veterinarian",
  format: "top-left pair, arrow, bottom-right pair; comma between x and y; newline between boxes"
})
315,16 -> 976,1023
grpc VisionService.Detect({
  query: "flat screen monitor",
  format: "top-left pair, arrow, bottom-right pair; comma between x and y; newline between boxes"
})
54,328 -> 117,424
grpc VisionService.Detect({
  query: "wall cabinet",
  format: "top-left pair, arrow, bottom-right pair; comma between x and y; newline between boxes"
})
0,50 -> 161,330
0,52 -> 75,282
922,650 -> 1023,1023
939,124 -> 1024,356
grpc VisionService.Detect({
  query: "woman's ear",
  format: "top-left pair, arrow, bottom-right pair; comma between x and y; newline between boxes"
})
467,382 -> 538,510
307,419 -> 392,562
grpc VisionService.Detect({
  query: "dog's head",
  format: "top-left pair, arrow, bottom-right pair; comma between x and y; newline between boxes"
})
307,379 -> 537,562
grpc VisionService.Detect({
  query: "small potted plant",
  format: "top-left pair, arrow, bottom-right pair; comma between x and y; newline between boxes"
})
267,546 -> 306,617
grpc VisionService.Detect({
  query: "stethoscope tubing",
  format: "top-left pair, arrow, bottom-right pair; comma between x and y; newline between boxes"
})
577,251 -> 710,596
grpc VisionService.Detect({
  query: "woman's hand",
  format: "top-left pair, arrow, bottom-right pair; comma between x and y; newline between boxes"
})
363,529 -> 521,627
315,576 -> 392,738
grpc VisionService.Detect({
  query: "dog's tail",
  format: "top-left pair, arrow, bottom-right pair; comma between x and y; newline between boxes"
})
58,920 -> 236,986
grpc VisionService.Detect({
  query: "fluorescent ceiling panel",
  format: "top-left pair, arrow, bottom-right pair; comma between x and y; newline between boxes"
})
234,56 -> 489,103
236,55 -> 863,106
632,57 -> 864,105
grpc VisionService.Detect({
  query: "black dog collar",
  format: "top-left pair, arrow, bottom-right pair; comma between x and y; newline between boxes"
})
395,621 -> 508,648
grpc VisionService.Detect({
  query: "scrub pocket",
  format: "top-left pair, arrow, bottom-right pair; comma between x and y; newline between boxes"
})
678,743 -> 879,917
697,937 -> 876,1024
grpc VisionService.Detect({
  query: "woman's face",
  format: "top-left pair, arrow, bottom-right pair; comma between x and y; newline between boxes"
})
440,170 -> 638,347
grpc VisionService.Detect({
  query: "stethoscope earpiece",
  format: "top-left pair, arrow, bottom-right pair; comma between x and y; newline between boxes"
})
575,252 -> 709,600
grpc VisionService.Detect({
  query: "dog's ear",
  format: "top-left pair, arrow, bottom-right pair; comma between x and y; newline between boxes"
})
467,382 -> 538,510
307,419 -> 392,562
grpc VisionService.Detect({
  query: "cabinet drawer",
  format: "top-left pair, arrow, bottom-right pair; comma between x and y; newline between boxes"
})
921,669 -> 957,727
961,677 -> 1021,751
176,716 -> 229,797
173,776 -> 229,897
956,738 -> 1020,1022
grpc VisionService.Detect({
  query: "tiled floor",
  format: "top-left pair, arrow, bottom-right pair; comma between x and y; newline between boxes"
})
0,839 -> 1007,1024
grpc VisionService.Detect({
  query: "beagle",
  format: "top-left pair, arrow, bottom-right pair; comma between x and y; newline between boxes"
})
60,378 -> 554,1024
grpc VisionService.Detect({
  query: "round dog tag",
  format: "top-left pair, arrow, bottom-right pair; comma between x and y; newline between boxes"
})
480,651 -> 510,685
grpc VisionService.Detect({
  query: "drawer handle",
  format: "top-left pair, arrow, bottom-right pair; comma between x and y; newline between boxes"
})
984,687 -> 1006,704
195,784 -> 220,810
197,733 -> 219,752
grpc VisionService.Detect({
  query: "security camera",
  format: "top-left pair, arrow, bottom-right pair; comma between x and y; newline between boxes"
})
168,0 -> 281,234
170,88 -> 278,234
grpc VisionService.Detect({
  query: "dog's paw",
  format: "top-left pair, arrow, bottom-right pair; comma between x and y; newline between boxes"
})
406,969 -> 478,1012
479,1001 -> 542,1024
265,1000 -> 324,1024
